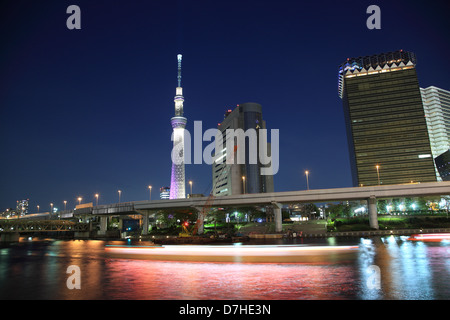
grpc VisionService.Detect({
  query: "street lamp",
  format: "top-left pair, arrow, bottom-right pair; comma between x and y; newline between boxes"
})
189,181 -> 193,195
375,165 -> 380,185
242,176 -> 246,194
50,203 -> 54,214
95,194 -> 99,206
148,186 -> 152,201
77,197 -> 82,205
37,205 -> 40,213
63,200 -> 67,211
305,170 -> 310,190
118,190 -> 122,204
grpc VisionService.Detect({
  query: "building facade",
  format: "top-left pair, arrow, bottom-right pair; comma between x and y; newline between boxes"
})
339,50 -> 436,186
212,102 -> 274,196
160,187 -> 170,200
16,199 -> 29,216
435,149 -> 450,181
420,86 -> 450,180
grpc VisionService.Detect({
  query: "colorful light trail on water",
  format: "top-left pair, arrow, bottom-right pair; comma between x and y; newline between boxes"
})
407,233 -> 450,242
104,244 -> 359,263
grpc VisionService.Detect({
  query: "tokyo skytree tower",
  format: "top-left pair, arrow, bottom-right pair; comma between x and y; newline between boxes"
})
169,54 -> 187,199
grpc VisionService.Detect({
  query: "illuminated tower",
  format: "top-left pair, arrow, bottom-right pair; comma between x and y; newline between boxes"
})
170,54 -> 187,199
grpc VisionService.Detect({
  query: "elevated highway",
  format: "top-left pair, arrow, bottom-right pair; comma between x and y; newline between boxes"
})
133,181 -> 450,209
12,182 -> 447,236
74,181 -> 450,234
133,181 -> 450,233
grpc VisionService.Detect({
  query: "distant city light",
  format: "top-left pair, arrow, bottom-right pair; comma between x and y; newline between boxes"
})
354,207 -> 366,214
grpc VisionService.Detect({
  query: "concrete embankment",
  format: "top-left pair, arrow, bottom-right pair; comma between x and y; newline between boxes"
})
242,221 -> 450,239
245,228 -> 450,239
294,228 -> 450,238
0,232 -> 20,242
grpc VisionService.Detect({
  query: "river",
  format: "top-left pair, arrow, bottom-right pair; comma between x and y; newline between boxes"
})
0,235 -> 449,300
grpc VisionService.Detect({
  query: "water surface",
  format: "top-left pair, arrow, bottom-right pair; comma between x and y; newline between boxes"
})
0,236 -> 448,299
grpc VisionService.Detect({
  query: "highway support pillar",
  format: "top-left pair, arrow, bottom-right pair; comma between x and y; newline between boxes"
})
194,207 -> 205,235
368,196 -> 379,230
272,202 -> 283,233
98,216 -> 108,235
142,212 -> 149,235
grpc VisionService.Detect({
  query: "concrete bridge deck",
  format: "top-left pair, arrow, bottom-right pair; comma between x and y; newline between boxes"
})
133,181 -> 450,209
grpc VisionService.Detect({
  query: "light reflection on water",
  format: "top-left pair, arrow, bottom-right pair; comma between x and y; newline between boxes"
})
379,236 -> 449,299
102,260 -> 359,300
0,236 -> 448,300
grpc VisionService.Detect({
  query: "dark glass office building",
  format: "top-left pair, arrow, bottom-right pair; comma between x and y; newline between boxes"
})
435,149 -> 450,181
339,50 -> 436,186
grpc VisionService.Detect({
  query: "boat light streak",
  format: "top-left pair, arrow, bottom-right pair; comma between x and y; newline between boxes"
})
407,233 -> 450,242
105,244 -> 359,257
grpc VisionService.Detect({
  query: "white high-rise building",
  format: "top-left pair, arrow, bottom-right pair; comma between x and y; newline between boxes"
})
169,54 -> 187,199
160,187 -> 170,200
421,86 -> 450,180
212,103 -> 274,196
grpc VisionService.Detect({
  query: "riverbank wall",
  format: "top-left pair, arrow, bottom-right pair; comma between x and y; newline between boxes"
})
297,227 -> 450,238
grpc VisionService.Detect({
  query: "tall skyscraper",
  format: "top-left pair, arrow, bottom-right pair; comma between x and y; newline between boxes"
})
212,103 -> 274,196
170,54 -> 187,199
339,50 -> 436,186
420,86 -> 450,180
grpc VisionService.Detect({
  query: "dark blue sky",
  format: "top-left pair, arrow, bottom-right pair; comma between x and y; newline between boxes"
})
1,0 -> 449,211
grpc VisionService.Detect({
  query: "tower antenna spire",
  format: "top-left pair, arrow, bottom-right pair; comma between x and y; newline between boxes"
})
177,54 -> 182,87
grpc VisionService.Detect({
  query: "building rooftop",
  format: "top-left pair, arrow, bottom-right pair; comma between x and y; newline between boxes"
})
338,50 -> 417,98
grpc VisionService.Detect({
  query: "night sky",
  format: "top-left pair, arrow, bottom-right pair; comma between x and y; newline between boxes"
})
1,0 -> 449,212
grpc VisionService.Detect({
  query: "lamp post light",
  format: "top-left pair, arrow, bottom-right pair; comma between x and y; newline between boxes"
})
50,203 -> 54,214
95,194 -> 99,206
64,200 -> 67,211
305,170 -> 310,190
148,186 -> 152,201
118,190 -> 122,204
78,197 -> 82,205
375,165 -> 381,185
189,181 -> 193,195
242,176 -> 246,194
37,205 -> 40,213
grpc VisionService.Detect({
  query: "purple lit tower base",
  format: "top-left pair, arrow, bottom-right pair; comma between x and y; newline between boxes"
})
170,116 -> 187,199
